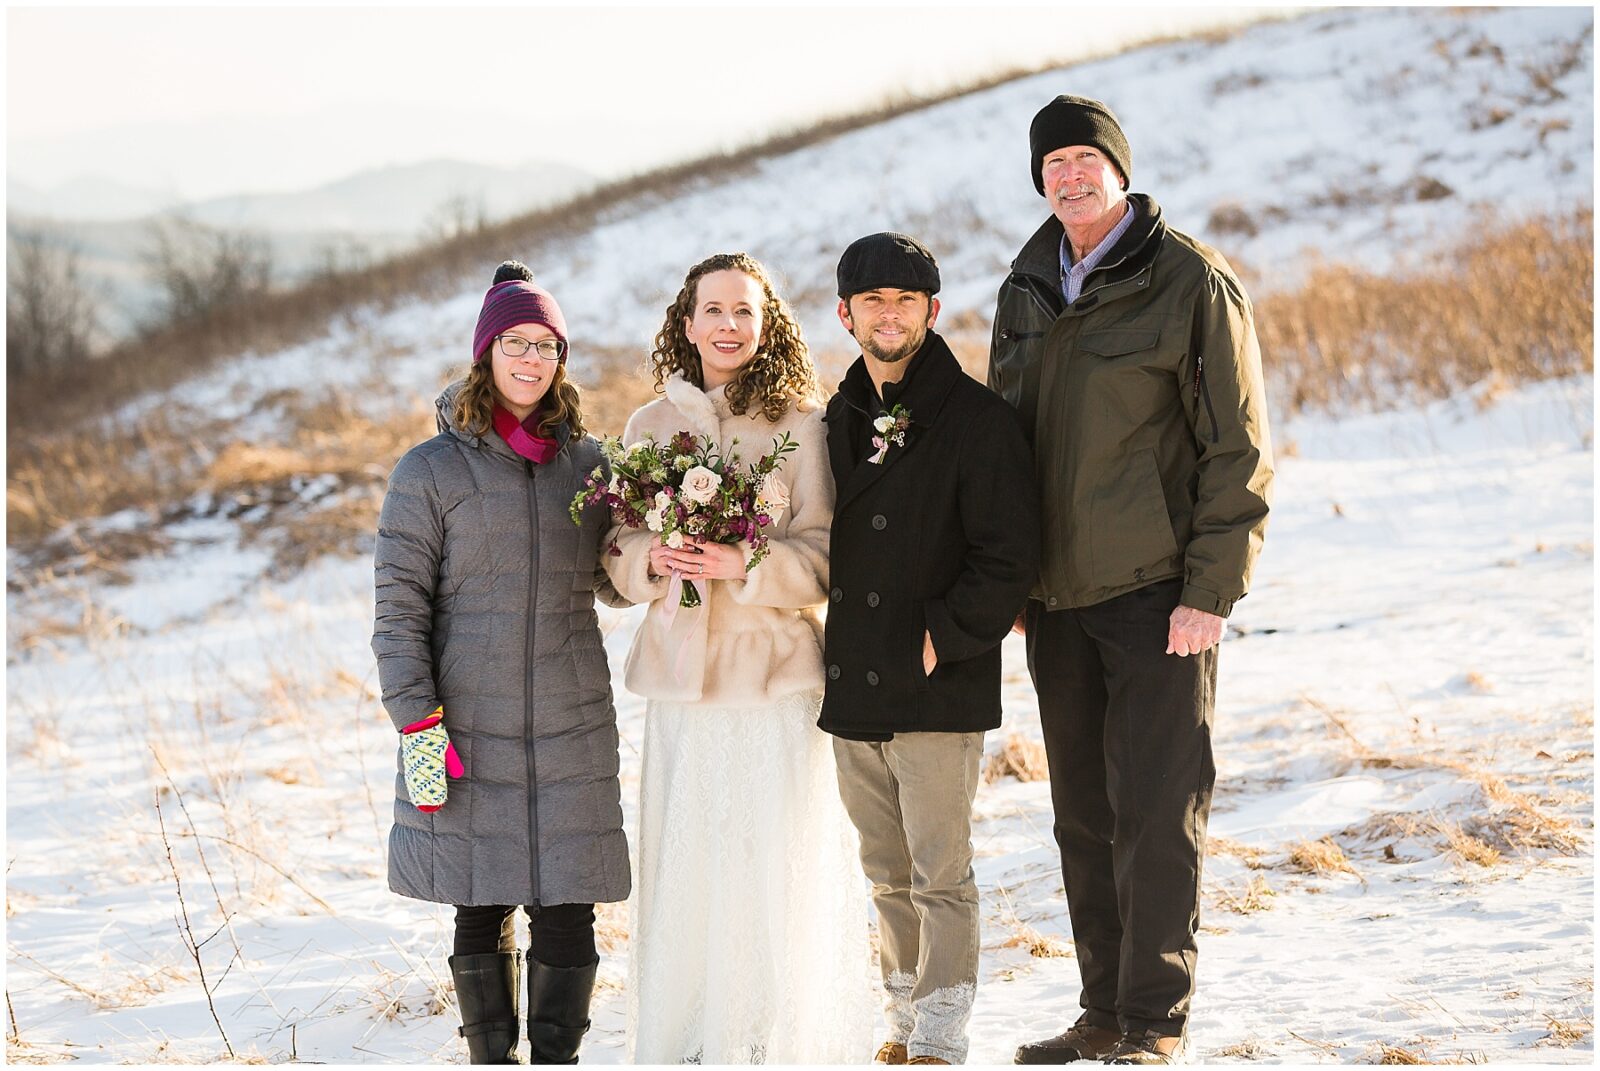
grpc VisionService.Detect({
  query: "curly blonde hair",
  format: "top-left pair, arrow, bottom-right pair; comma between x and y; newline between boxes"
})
649,253 -> 820,423
452,353 -> 588,442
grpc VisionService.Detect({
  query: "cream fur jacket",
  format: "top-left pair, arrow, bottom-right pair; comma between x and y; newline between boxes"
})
604,373 -> 832,706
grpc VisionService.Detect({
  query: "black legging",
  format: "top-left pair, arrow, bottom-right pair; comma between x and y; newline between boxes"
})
454,903 -> 597,967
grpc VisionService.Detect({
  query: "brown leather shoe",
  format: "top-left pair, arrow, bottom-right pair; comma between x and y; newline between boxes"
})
907,1058 -> 950,1065
1104,1030 -> 1187,1065
1013,1016 -> 1121,1063
875,1042 -> 909,1064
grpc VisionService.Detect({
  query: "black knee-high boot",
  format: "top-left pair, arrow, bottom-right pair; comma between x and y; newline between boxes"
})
526,956 -> 597,1064
450,953 -> 525,1064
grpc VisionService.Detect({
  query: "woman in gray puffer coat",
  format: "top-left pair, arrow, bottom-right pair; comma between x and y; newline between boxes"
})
372,261 -> 628,1065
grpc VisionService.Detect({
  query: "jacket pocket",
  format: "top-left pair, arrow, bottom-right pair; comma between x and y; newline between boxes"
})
1090,448 -> 1179,589
1078,327 -> 1160,359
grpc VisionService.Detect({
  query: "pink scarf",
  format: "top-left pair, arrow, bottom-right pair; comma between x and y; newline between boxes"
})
492,404 -> 560,464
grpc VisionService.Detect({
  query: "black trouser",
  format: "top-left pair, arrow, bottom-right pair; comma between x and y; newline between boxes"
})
1025,579 -> 1216,1038
454,903 -> 598,967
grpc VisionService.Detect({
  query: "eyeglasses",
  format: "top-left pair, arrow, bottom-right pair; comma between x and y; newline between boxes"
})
496,335 -> 567,361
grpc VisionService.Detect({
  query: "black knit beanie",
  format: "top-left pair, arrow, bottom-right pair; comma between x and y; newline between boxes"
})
1029,95 -> 1131,195
836,232 -> 941,299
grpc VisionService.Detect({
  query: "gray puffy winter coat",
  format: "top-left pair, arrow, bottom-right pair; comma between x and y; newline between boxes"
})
372,385 -> 630,907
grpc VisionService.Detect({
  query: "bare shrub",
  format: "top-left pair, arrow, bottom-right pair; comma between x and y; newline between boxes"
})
145,215 -> 273,325
6,230 -> 98,379
1207,202 -> 1258,237
424,192 -> 489,243
1410,175 -> 1454,201
983,733 -> 1050,784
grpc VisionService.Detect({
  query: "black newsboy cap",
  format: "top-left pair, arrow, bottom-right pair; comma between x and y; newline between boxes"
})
836,232 -> 941,299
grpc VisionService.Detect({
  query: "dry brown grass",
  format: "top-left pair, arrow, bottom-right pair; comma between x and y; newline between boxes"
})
1541,1013 -> 1591,1046
594,900 -> 630,955
1255,209 -> 1592,415
8,356 -> 660,585
1209,836 -> 1268,869
1376,1043 -> 1428,1064
1468,771 -> 1581,854
983,733 -> 1051,784
7,409 -> 224,547
1286,837 -> 1360,878
1213,1039 -> 1269,1059
1212,874 -> 1276,915
1435,821 -> 1502,867
998,923 -> 1074,959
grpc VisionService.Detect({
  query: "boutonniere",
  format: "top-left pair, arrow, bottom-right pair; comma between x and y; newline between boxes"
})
868,404 -> 912,465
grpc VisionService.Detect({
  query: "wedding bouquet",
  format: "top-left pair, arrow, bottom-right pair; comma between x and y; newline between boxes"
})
571,430 -> 798,607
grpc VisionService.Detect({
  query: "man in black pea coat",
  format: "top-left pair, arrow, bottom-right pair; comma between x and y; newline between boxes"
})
821,233 -> 1040,1065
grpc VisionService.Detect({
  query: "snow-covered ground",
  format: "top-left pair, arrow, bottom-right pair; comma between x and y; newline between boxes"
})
7,374 -> 1592,1063
6,6 -> 1593,1065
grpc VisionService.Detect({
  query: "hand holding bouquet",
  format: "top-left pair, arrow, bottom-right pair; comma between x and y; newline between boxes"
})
571,430 -> 798,607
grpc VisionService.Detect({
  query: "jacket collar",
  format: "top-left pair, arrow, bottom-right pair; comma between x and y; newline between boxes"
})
435,380 -> 571,462
661,372 -> 724,443
827,331 -> 963,512
1012,192 -> 1166,292
833,329 -> 963,426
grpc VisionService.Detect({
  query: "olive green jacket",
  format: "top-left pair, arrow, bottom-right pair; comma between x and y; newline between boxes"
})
988,194 -> 1272,617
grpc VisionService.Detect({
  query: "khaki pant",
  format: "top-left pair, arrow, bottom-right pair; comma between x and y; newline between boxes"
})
833,732 -> 982,1064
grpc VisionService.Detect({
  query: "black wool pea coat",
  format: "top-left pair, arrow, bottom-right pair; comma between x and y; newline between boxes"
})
819,332 -> 1041,738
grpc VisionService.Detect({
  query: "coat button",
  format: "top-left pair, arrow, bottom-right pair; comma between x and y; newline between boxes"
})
830,587 -> 843,603
1048,597 -> 1058,607
871,514 -> 887,530
828,664 -> 841,680
866,591 -> 880,607
866,671 -> 880,686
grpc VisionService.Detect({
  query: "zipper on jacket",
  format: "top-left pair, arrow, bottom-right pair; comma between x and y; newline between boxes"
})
1195,358 -> 1220,445
523,457 -> 542,900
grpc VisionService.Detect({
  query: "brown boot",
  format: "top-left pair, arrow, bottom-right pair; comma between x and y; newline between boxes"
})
876,1042 -> 909,1064
1013,1015 -> 1121,1064
1104,1030 -> 1187,1065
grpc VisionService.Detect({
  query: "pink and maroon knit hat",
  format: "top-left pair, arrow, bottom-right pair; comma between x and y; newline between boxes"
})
472,279 -> 568,363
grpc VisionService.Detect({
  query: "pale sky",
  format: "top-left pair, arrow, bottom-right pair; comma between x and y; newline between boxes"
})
8,5 -> 1285,201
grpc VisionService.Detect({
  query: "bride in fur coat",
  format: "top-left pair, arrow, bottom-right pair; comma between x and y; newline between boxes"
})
605,252 -> 873,1064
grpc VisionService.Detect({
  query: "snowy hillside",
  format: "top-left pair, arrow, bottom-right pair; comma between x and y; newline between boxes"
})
106,5 -> 1592,428
6,7 -> 1593,1065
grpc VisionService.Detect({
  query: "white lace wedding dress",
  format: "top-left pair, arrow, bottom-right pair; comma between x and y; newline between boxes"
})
627,688 -> 875,1064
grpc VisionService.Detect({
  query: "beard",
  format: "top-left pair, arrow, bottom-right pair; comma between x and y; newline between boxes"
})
856,322 -> 927,365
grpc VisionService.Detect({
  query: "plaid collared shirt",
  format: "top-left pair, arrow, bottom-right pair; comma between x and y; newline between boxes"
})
1060,201 -> 1137,304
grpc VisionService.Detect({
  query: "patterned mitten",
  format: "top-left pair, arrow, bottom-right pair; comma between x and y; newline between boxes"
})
401,707 -> 464,813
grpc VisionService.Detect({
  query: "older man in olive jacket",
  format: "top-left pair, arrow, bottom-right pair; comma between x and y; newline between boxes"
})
994,97 -> 1273,1066
821,233 -> 1039,1066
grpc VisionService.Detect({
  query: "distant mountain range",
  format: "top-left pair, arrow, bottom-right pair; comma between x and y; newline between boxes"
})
8,157 -> 597,234
6,157 -> 598,341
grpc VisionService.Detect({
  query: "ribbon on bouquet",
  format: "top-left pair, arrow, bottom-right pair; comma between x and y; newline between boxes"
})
659,568 -> 705,683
